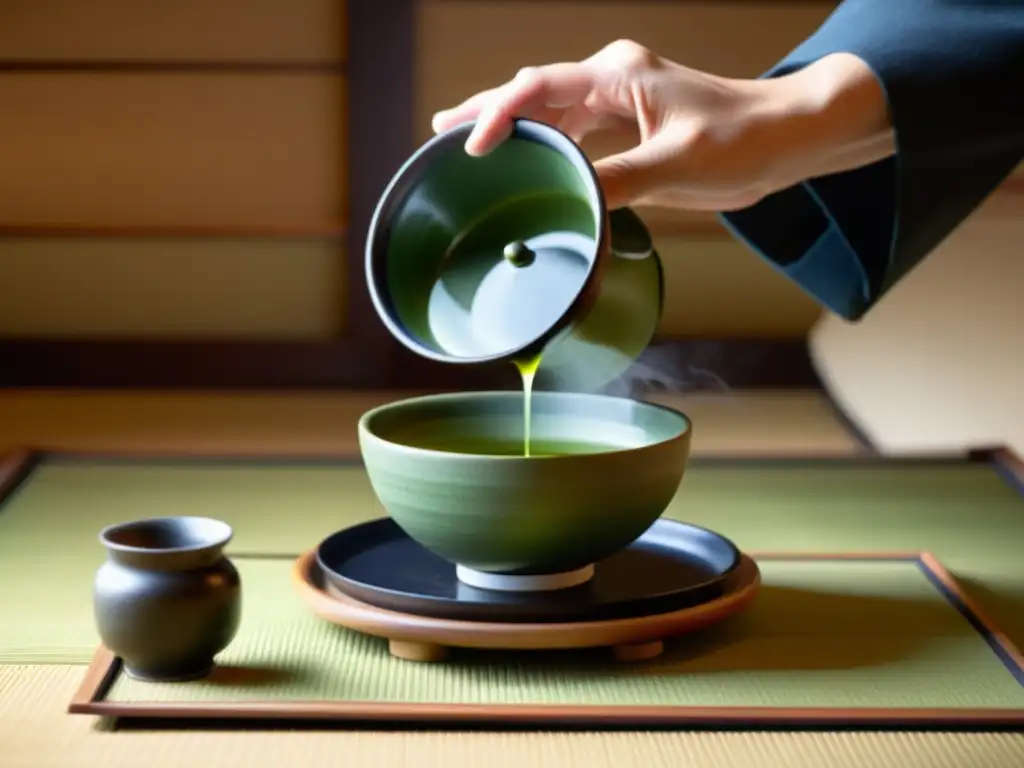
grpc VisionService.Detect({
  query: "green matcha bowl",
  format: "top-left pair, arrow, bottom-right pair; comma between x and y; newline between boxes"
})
357,391 -> 692,592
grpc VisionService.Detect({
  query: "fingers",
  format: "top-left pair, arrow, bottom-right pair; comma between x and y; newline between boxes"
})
555,109 -> 632,147
432,63 -> 596,155
592,131 -> 683,210
434,101 -> 565,141
467,64 -> 594,155
431,87 -> 503,134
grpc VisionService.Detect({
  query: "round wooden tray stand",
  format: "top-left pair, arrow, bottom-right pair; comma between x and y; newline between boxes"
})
292,551 -> 761,663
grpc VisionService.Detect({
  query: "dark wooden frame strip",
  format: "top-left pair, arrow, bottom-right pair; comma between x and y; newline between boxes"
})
0,339 -> 821,390
67,549 -> 1024,730
0,450 -> 38,508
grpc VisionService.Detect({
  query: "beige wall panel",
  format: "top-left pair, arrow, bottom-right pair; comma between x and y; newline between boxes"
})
809,200 -> 1024,455
416,2 -> 831,337
0,73 -> 345,230
0,239 -> 344,339
657,238 -> 822,337
0,0 -> 345,63
415,1 -> 835,334
416,1 -> 1016,232
415,0 -> 835,142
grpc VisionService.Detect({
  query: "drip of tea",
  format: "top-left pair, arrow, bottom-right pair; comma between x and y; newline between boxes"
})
512,352 -> 543,457
501,239 -> 546,458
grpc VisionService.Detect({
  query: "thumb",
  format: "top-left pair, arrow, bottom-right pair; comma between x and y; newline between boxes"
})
592,131 -> 682,210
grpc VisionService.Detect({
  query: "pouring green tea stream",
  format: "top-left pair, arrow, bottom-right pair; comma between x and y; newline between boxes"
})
512,351 -> 541,456
498,238 -> 541,456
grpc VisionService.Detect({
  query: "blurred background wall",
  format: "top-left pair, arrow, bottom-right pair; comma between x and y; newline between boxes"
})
0,0 -> 830,343
0,0 -> 1019,452
811,205 -> 1023,455
0,0 -> 349,341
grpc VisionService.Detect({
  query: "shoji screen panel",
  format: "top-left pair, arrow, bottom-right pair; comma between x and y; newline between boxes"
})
0,238 -> 343,339
0,0 -> 349,347
0,73 -> 345,231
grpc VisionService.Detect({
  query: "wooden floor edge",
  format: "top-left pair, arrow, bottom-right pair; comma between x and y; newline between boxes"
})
68,646 -> 119,714
918,553 -> 1024,675
68,697 -> 1024,726
0,448 -> 39,505
991,446 -> 1024,486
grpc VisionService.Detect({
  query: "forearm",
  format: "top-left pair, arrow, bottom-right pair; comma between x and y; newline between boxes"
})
754,52 -> 896,194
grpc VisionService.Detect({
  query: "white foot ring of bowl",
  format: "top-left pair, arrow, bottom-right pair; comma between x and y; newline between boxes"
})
455,564 -> 595,593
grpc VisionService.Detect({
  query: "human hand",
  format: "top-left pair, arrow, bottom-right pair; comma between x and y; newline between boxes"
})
431,41 -> 894,212
431,40 -> 780,212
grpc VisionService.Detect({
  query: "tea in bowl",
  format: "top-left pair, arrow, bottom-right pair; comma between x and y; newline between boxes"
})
357,391 -> 691,592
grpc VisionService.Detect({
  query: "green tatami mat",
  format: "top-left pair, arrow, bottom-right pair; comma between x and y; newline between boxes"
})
0,457 -> 381,557
102,557 -> 1024,712
1,455 -> 1022,663
2,457 -> 1021,561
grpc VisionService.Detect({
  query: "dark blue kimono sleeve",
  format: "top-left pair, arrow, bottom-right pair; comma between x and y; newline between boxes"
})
719,0 -> 1024,321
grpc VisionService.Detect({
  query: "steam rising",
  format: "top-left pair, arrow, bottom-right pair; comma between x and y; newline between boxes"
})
603,352 -> 734,399
536,340 -> 735,399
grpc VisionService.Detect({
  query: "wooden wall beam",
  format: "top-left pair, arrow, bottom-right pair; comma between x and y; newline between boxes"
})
0,337 -> 820,390
342,0 -> 415,365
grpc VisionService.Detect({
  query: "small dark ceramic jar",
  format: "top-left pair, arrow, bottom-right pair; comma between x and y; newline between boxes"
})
94,516 -> 242,682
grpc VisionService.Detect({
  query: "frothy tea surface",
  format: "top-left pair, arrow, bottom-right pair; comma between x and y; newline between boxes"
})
400,436 -> 620,457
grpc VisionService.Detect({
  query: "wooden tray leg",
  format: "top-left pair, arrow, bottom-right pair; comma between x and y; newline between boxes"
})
388,639 -> 449,662
611,639 -> 664,662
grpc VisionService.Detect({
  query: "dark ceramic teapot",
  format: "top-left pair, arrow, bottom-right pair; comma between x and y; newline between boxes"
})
365,119 -> 664,392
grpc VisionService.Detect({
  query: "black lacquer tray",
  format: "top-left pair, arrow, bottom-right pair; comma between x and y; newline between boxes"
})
316,517 -> 741,623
